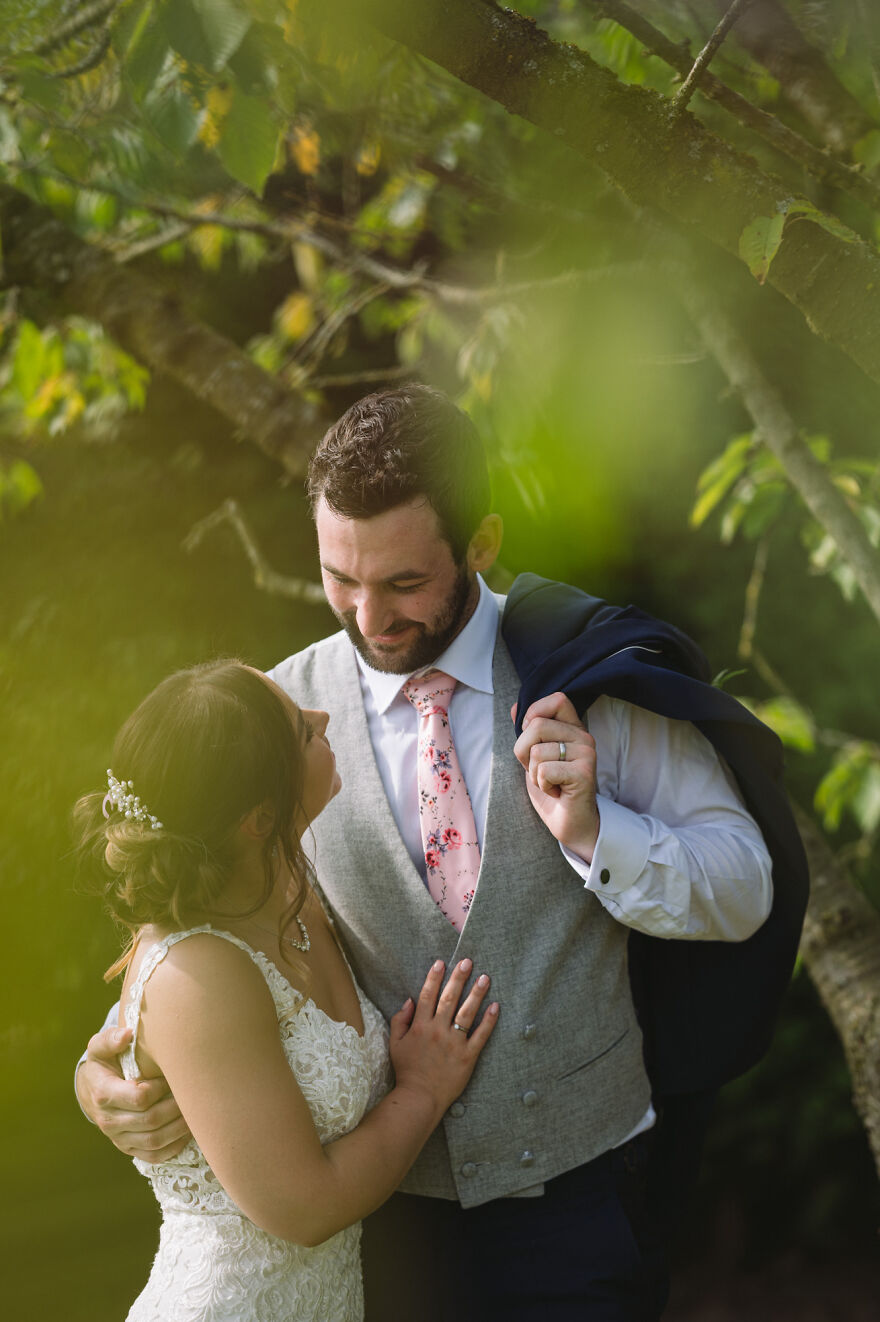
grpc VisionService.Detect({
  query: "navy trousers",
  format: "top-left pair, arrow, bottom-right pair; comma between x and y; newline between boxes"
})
362,1134 -> 669,1321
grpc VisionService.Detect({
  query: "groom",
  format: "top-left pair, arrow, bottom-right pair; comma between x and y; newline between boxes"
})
78,385 -> 776,1319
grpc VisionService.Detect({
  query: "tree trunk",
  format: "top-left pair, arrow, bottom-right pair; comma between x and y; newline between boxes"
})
796,808 -> 880,1178
0,184 -> 330,474
354,0 -> 880,390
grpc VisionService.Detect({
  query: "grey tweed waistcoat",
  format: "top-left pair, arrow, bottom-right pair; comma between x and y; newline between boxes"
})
271,629 -> 651,1208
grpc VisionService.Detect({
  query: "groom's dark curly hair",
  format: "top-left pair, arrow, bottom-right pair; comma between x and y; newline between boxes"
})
306,385 -> 491,561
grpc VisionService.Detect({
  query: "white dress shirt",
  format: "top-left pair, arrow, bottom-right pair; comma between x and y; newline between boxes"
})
356,575 -> 773,940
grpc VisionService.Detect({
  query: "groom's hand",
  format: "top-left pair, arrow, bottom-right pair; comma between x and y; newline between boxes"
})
77,1025 -> 192,1162
512,692 -> 600,862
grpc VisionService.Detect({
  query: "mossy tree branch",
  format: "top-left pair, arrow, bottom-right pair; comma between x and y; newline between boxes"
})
0,183 -> 331,475
355,0 -> 880,390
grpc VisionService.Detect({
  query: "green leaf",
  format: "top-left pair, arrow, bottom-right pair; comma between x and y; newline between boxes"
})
193,0 -> 251,71
161,0 -> 251,73
142,83 -> 203,155
16,65 -> 66,114
215,91 -> 279,195
11,320 -> 48,402
113,0 -> 156,59
853,128 -> 880,172
738,213 -> 786,285
751,697 -> 815,753
816,745 -> 876,832
124,11 -> 171,101
46,128 -> 90,178
0,459 -> 43,519
691,434 -> 754,528
739,481 -> 787,539
227,23 -> 279,94
784,198 -> 858,244
853,763 -> 880,835
711,667 -> 748,691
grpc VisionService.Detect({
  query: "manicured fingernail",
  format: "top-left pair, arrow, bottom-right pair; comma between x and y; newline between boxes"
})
433,959 -> 445,972
402,997 -> 413,1009
489,1002 -> 500,1015
477,974 -> 489,987
459,958 -> 472,973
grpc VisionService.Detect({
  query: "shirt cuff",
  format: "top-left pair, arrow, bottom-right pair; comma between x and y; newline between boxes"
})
561,795 -> 651,895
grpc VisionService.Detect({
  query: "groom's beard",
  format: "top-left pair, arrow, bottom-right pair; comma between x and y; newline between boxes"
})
335,565 -> 475,674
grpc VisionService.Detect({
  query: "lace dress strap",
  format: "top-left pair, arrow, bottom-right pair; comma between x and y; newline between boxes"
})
120,925 -> 299,1081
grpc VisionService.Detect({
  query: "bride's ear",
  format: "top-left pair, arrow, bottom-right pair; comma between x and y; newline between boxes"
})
239,801 -> 276,841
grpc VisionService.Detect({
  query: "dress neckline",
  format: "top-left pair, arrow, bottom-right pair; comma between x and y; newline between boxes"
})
131,924 -> 370,1042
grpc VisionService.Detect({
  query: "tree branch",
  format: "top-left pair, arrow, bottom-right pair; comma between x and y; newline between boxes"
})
354,0 -> 880,390
737,532 -> 769,663
30,0 -> 119,57
183,500 -> 327,604
796,807 -> 880,1178
710,0 -> 877,154
671,0 -> 756,119
0,183 -> 331,475
13,162 -> 646,308
585,0 -> 880,214
676,276 -> 880,629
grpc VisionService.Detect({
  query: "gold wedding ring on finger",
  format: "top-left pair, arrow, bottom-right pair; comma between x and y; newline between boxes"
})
559,741 -> 567,762
452,1022 -> 468,1033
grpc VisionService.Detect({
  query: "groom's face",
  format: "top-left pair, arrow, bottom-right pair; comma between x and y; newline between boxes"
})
315,496 -> 478,674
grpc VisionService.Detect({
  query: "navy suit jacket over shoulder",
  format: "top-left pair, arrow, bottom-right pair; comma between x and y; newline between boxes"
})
502,573 -> 809,1095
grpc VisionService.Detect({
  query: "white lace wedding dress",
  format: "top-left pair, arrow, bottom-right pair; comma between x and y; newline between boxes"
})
120,925 -> 392,1322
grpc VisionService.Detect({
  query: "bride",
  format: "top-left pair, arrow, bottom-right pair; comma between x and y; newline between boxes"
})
74,659 -> 498,1322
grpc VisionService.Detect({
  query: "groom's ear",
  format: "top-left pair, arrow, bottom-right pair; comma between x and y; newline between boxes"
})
466,514 -> 503,574
239,801 -> 276,841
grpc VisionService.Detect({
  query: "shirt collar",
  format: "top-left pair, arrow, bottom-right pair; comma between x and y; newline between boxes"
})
355,574 -> 499,714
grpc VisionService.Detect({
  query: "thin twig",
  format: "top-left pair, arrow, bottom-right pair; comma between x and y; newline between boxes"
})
296,281 -> 391,374
31,0 -> 118,56
737,533 -> 769,662
12,161 -> 650,307
671,0 -> 757,118
183,500 -> 327,605
112,222 -> 193,263
52,24 -> 112,79
307,363 -> 416,389
586,0 -> 880,212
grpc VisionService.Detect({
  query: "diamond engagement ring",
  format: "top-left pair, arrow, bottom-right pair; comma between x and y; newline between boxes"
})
452,1022 -> 467,1032
559,742 -> 567,761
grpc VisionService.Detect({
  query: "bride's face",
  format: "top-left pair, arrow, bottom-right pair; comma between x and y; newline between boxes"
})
251,670 -> 342,827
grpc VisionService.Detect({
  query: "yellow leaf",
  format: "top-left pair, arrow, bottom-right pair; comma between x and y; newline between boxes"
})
198,85 -> 234,149
189,225 -> 225,271
292,241 -> 323,291
833,474 -> 861,498
62,390 -> 86,427
276,292 -> 315,342
27,373 -> 65,418
291,125 -> 320,177
356,140 -> 381,177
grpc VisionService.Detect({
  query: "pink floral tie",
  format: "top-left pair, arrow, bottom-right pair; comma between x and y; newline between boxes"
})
403,669 -> 481,931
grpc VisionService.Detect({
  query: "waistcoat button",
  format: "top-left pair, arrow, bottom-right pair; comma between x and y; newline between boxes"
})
461,1161 -> 478,1178
522,1023 -> 537,1040
519,1151 -> 535,1167
449,1102 -> 465,1118
521,1090 -> 538,1107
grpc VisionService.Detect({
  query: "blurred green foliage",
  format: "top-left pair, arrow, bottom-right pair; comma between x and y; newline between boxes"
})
2,0 -> 880,1313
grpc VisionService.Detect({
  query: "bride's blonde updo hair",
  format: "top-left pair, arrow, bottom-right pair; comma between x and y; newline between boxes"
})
74,659 -> 314,979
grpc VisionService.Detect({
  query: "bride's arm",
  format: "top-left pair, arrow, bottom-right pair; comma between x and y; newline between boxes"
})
137,936 -> 497,1246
